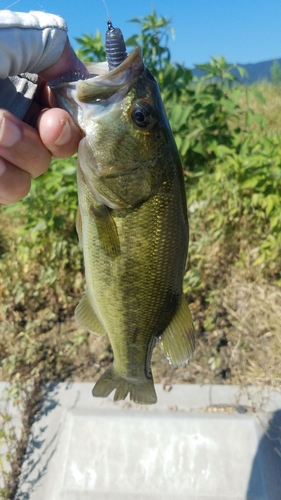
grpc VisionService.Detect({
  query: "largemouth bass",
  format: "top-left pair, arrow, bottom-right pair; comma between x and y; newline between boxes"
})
51,22 -> 195,405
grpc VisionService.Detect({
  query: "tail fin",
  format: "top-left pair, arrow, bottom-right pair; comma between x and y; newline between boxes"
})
92,366 -> 157,405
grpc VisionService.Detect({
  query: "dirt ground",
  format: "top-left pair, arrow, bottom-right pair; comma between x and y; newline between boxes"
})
33,265 -> 280,391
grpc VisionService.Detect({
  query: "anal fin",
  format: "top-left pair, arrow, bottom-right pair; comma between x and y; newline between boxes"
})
160,294 -> 195,367
75,292 -> 107,336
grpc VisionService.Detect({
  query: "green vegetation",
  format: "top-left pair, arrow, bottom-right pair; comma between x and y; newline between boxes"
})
271,59 -> 281,85
1,10 -> 281,497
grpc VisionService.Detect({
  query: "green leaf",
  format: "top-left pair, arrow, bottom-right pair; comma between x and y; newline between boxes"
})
61,166 -> 76,176
181,138 -> 190,156
125,35 -> 138,46
240,177 -> 259,189
265,196 -> 275,216
0,430 -> 6,439
253,253 -> 266,266
175,135 -> 182,150
231,88 -> 242,104
33,219 -> 47,232
236,66 -> 248,79
270,215 -> 280,229
252,90 -> 266,104
128,17 -> 142,23
192,142 -> 208,158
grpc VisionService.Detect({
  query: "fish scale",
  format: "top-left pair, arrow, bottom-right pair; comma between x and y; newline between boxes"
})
50,22 -> 195,405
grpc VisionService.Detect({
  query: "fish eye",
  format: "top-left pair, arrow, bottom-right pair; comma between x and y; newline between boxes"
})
130,100 -> 156,130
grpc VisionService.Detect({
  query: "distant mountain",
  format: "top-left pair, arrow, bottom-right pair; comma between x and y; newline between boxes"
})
192,58 -> 281,84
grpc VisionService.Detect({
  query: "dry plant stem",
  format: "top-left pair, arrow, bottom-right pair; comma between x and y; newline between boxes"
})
0,382 -> 42,500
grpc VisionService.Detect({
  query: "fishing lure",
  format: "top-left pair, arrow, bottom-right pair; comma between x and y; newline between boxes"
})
106,20 -> 127,70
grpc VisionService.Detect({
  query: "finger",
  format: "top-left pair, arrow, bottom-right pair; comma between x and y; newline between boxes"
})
0,110 -> 51,178
0,158 -> 31,204
37,108 -> 82,158
24,80 -> 58,126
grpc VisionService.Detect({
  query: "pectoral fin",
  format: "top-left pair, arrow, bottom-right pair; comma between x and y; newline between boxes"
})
75,292 -> 107,336
90,204 -> 120,259
160,294 -> 195,367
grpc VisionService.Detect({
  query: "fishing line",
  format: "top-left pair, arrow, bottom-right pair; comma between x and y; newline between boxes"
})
4,0 -> 21,9
101,0 -> 110,21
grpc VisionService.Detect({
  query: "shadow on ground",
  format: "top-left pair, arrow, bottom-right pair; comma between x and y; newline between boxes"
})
247,409 -> 281,500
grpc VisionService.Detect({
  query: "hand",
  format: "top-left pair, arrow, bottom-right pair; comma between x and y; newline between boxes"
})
0,39 -> 87,204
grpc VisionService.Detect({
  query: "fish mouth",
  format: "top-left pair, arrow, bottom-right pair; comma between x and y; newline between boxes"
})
49,48 -> 144,123
49,48 -> 143,92
49,69 -> 91,87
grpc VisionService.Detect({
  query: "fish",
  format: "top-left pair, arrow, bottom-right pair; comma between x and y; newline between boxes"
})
50,21 -> 195,405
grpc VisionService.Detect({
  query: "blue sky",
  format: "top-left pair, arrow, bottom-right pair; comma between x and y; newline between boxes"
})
2,0 -> 281,68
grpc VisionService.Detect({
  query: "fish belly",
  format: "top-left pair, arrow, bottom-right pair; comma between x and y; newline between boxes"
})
77,164 -> 188,402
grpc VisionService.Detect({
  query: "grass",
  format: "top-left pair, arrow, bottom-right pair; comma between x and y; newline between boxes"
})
1,80 -> 281,498
246,81 -> 281,133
